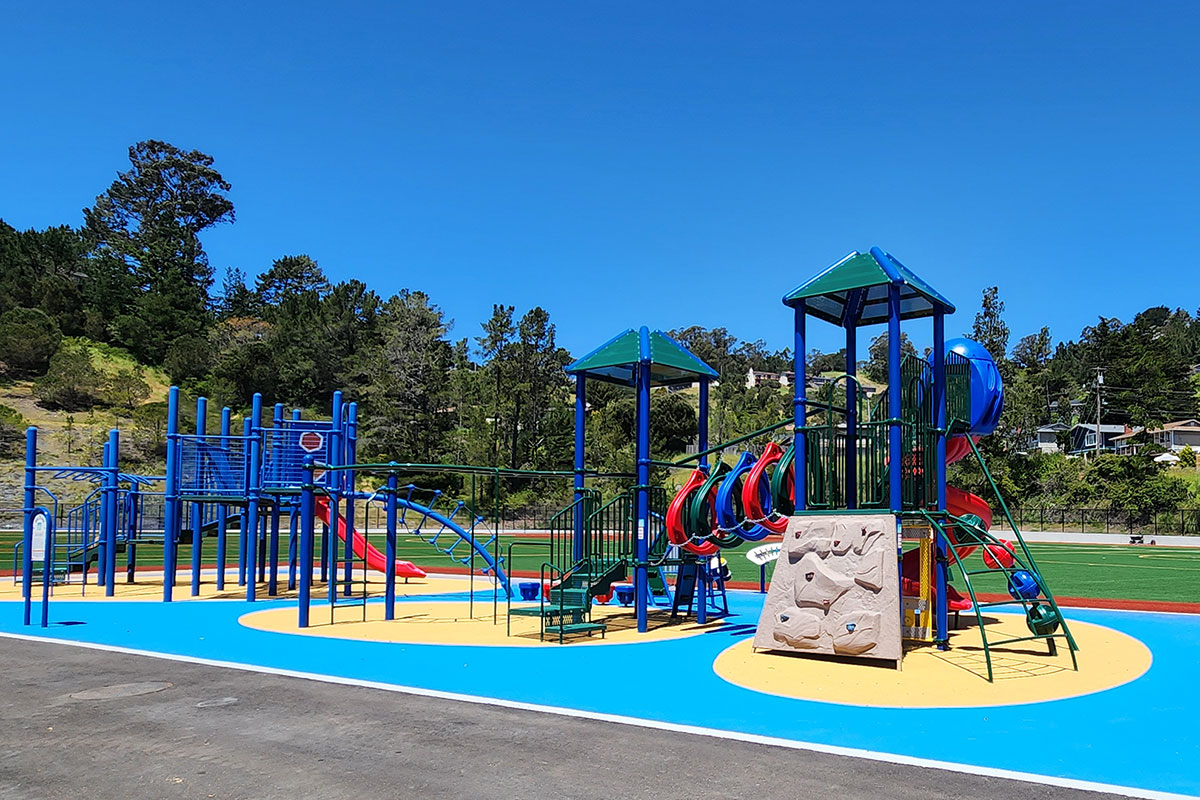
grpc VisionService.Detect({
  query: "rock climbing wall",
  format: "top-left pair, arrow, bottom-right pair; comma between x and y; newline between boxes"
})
752,513 -> 901,665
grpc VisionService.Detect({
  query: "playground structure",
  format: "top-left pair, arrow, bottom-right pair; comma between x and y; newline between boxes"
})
14,388 -> 531,626
13,246 -> 1078,680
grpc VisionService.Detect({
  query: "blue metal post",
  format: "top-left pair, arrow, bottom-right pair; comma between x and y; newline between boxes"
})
385,470 -> 398,620
163,386 -> 180,602
887,284 -> 903,513
98,440 -> 111,590
635,327 -> 651,634
698,378 -> 709,472
327,391 -> 343,604
268,499 -> 281,596
216,407 -> 231,590
39,509 -> 52,627
342,402 -> 357,597
298,459 -> 315,628
105,428 -> 119,595
845,323 -> 857,509
287,510 -> 299,591
190,397 -> 206,595
238,417 -> 251,586
933,310 -> 950,647
793,303 -> 807,511
268,403 -> 283,595
245,393 -> 263,602
573,374 -> 586,563
22,427 -> 36,625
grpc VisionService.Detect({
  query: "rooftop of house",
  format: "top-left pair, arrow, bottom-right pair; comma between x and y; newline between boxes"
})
1112,419 -> 1200,441
1071,423 -> 1127,434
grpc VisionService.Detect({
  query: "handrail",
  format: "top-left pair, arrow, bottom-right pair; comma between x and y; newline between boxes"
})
961,435 -> 1079,654
505,540 -> 553,635
670,418 -> 794,467
914,509 -> 1079,682
307,461 -> 634,479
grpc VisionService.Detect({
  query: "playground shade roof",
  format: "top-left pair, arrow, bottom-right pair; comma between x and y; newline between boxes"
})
782,247 -> 955,326
566,327 -> 718,387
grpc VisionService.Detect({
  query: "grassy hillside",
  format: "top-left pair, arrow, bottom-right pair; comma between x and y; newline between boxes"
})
0,339 -> 171,508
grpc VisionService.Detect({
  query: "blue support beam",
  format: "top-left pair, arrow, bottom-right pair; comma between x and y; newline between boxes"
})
216,407 -> 231,590
22,427 -> 36,625
933,310 -> 950,648
635,328 -> 652,634
298,459 -> 315,628
163,386 -> 180,602
105,428 -> 119,595
245,393 -> 263,602
887,284 -> 903,514
190,397 -> 206,596
573,374 -> 586,563
793,302 -> 807,511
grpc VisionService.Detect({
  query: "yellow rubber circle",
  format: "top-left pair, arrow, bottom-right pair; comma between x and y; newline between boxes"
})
241,600 -> 723,647
713,614 -> 1151,708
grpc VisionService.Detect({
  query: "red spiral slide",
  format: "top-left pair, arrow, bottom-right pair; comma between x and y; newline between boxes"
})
314,496 -> 427,579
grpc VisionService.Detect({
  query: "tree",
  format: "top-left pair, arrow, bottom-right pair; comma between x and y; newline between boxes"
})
1013,327 -> 1052,372
0,308 -> 62,376
1179,445 -> 1196,470
255,255 -> 330,309
970,286 -> 1010,363
83,140 -> 234,363
476,305 -> 516,466
511,306 -> 572,469
33,343 -> 104,410
0,403 -> 23,458
359,291 -> 454,462
217,266 -> 259,318
105,366 -> 151,411
808,348 -> 846,375
864,332 -> 916,383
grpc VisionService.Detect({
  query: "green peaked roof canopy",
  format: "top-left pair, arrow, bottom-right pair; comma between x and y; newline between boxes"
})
782,246 -> 955,326
566,326 -> 718,387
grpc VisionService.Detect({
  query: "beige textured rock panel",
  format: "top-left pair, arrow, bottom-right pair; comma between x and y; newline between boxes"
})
753,513 -> 901,664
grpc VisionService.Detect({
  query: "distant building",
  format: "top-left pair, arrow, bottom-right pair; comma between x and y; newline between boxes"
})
1068,423 -> 1127,455
1025,422 -> 1069,454
746,368 -> 795,389
1112,420 -> 1200,455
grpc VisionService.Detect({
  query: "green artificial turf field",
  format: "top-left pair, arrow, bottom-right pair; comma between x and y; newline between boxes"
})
3,528 -> 1198,606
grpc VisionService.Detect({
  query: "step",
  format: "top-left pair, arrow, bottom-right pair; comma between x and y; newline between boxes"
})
508,604 -> 589,618
544,621 -> 607,637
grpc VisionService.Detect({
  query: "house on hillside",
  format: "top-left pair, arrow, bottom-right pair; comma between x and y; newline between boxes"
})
1068,423 -> 1126,455
746,368 -> 795,389
1112,420 -> 1200,455
1025,422 -> 1070,454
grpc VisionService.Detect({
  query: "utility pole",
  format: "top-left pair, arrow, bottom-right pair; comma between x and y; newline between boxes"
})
1094,367 -> 1105,459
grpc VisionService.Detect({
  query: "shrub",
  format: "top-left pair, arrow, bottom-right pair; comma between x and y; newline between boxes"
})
33,343 -> 104,410
0,308 -> 61,377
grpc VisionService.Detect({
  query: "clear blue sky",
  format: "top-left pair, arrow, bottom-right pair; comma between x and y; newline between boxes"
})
3,1 -> 1198,361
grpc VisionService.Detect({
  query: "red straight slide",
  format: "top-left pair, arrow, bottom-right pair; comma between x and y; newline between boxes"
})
314,496 -> 426,579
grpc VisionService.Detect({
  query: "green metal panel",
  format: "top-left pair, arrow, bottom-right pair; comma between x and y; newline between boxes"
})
782,249 -> 956,326
565,327 -> 717,387
783,252 -> 887,304
646,329 -> 719,381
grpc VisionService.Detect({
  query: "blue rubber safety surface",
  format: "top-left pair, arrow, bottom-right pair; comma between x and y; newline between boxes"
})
3,589 -> 1197,797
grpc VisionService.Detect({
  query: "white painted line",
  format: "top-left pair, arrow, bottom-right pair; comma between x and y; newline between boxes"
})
0,630 -> 1193,800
